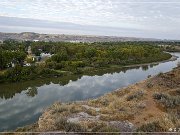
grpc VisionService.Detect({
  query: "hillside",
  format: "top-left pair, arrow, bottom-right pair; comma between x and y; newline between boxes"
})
17,66 -> 180,133
0,32 -> 160,42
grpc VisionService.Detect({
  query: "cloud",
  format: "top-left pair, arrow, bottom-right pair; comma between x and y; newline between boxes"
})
0,0 -> 180,39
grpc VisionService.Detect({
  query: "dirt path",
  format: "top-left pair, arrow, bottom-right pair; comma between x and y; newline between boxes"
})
131,86 -> 166,126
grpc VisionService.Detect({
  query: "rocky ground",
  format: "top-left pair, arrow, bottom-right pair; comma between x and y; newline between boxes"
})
17,66 -> 180,133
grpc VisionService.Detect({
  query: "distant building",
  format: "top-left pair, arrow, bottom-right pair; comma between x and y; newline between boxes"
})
70,40 -> 81,43
40,53 -> 53,61
158,44 -> 171,47
33,40 -> 39,42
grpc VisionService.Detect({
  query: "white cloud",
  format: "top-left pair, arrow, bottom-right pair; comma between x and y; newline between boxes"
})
0,0 -> 180,39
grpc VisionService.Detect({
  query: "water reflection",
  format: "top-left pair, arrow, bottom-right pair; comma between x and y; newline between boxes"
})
141,65 -> 149,71
0,67 -> 137,100
0,75 -> 81,99
25,87 -> 38,97
0,52 -> 179,131
150,63 -> 159,68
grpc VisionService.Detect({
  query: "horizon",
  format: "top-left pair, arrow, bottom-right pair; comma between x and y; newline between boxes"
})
0,0 -> 180,40
0,29 -> 179,41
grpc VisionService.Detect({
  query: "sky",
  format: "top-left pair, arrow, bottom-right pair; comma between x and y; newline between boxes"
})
0,0 -> 180,39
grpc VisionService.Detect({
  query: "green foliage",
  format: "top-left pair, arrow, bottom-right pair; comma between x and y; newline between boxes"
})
39,42 -> 172,71
51,51 -> 68,62
84,47 -> 97,58
26,57 -> 35,63
0,40 -> 173,83
0,65 -> 62,83
0,50 -> 26,69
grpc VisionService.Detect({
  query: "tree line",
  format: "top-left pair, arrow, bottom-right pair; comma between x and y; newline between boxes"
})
0,40 -> 173,83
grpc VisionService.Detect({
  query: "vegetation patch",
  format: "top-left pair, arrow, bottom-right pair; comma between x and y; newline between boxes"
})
0,40 -> 172,83
126,90 -> 145,101
136,115 -> 177,132
153,93 -> 180,108
55,117 -> 87,132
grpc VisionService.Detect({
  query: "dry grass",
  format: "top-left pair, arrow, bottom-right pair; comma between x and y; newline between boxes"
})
55,116 -> 87,132
137,115 -> 177,132
50,102 -> 83,115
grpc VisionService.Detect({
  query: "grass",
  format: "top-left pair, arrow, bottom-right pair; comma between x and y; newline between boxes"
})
136,115 -> 176,132
55,117 -> 87,132
95,126 -> 120,133
85,108 -> 97,116
50,102 -> 83,114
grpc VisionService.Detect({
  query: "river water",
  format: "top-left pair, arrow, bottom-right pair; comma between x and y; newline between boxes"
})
0,52 -> 179,131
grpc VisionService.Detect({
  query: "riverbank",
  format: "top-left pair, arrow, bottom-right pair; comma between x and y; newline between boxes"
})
123,54 -> 178,68
16,66 -> 180,133
0,52 -> 173,84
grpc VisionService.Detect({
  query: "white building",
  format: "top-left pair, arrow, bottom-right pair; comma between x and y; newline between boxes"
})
40,53 -> 53,61
33,40 -> 39,42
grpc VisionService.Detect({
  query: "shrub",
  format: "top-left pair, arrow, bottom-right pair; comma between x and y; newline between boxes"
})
69,105 -> 82,114
55,117 -> 68,130
137,121 -> 165,132
64,122 -> 86,132
175,89 -> 180,95
127,90 -> 144,101
52,104 -> 68,113
55,117 -> 86,132
92,123 -> 120,133
137,115 -> 176,132
85,109 -> 97,116
146,82 -> 153,88
98,126 -> 120,133
157,72 -> 163,77
153,93 -> 180,108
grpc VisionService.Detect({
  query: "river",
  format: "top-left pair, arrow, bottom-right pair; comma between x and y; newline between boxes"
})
0,52 -> 179,131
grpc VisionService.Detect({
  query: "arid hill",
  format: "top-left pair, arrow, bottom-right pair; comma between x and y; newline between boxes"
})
0,32 -> 161,42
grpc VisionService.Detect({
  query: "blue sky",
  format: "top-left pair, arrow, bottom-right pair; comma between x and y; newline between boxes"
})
0,0 -> 180,39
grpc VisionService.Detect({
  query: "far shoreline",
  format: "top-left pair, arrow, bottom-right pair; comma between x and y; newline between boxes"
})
123,54 -> 178,69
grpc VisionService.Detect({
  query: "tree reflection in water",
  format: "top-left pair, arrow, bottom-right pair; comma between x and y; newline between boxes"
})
25,87 -> 38,97
141,65 -> 149,71
0,67 -> 130,100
